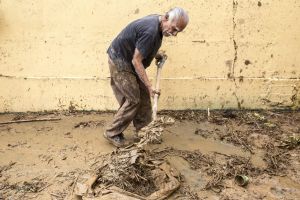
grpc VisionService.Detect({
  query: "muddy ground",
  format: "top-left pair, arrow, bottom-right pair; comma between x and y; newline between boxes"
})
0,110 -> 299,200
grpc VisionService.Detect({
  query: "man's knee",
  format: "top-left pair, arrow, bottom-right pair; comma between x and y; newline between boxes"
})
127,96 -> 141,108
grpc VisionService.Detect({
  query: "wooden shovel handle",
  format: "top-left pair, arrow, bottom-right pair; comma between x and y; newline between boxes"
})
152,55 -> 167,120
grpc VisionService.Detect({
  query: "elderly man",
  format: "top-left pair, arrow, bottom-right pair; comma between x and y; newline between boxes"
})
104,7 -> 189,147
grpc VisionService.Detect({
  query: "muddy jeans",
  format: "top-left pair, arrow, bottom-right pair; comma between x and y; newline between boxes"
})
106,57 -> 152,137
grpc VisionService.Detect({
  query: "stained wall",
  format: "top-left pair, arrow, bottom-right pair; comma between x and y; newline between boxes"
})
0,0 -> 299,112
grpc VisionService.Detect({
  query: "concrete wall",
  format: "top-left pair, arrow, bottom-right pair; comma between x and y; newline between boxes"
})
0,0 -> 299,112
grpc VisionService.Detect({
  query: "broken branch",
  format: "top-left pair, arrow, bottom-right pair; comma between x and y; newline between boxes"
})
0,118 -> 61,125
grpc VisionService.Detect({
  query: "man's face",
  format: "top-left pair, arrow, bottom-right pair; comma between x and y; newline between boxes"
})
162,18 -> 187,37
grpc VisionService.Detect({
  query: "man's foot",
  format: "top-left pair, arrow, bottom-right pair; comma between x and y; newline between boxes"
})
103,132 -> 129,148
134,128 -> 147,143
133,133 -> 141,143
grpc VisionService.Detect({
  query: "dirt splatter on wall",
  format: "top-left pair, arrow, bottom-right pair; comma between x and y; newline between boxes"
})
0,0 -> 299,112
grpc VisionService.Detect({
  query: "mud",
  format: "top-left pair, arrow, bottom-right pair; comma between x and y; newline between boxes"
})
0,110 -> 299,199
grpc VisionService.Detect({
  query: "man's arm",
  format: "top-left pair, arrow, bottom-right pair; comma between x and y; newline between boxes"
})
132,48 -> 154,97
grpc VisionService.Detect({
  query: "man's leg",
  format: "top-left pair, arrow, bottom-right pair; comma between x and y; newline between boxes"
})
133,79 -> 152,132
106,59 -> 141,138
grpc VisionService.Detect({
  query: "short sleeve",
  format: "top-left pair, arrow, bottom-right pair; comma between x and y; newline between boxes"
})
136,33 -> 155,59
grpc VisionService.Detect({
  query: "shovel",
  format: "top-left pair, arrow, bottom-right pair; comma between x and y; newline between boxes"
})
134,54 -> 167,146
152,54 -> 167,121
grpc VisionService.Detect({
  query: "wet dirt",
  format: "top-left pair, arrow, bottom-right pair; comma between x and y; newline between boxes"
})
0,110 -> 299,199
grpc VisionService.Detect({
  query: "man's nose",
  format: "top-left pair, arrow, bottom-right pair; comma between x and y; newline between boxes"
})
172,31 -> 178,36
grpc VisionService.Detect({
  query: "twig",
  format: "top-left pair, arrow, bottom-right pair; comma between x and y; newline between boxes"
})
135,173 -> 148,181
0,118 -> 61,125
118,147 -> 139,152
50,193 -> 63,198
213,152 -> 231,157
232,131 -> 254,154
38,183 -> 52,192
71,174 -> 80,196
27,194 -> 41,199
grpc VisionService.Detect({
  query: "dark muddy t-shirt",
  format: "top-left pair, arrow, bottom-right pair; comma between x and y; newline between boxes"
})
107,15 -> 163,73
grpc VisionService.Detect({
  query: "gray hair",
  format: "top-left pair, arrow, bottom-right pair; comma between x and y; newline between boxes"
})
167,7 -> 189,24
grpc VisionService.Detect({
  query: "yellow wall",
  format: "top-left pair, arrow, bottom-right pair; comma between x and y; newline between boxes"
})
0,0 -> 299,112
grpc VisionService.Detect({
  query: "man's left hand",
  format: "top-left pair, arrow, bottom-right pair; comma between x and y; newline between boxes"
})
155,51 -> 167,66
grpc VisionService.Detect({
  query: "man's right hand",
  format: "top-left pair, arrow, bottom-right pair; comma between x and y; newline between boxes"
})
148,87 -> 161,98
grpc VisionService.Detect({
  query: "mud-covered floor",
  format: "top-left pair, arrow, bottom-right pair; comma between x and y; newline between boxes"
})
0,110 -> 299,200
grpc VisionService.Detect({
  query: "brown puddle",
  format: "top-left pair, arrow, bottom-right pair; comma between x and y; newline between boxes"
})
151,121 -> 266,168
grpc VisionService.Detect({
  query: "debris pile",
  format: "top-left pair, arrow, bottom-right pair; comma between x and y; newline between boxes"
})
263,143 -> 291,175
149,148 -> 261,192
0,177 -> 48,199
74,148 -> 181,200
136,116 -> 175,147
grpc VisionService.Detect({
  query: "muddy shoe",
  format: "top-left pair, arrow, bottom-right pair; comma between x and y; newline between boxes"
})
133,134 -> 141,143
103,132 -> 129,148
134,128 -> 148,143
